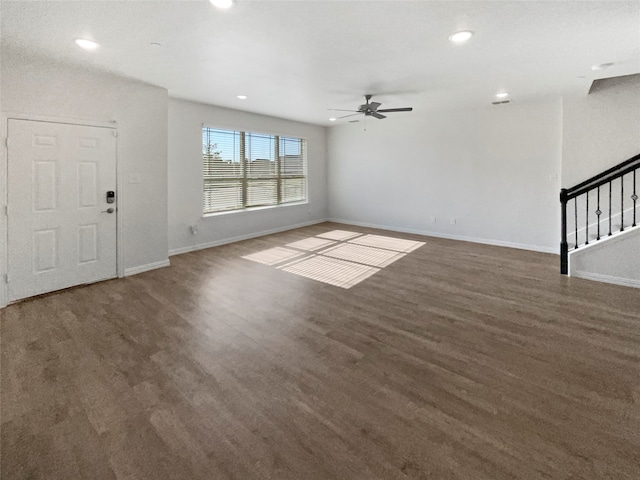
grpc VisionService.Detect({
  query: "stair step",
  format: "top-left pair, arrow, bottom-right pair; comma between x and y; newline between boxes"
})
572,222 -> 639,249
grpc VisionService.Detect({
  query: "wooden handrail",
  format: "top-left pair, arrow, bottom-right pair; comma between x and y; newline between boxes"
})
565,153 -> 640,198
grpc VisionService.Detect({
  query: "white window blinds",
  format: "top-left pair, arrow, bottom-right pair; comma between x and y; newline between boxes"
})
203,127 -> 307,214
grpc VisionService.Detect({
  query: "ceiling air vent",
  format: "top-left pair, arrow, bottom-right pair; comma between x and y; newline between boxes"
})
491,99 -> 512,105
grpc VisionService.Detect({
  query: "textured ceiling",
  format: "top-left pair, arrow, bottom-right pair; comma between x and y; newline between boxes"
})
1,0 -> 639,126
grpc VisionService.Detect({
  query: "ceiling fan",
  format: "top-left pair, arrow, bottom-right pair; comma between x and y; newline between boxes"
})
329,94 -> 413,120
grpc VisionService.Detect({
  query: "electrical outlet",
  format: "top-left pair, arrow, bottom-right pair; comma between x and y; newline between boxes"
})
431,216 -> 437,224
190,225 -> 198,235
450,218 -> 457,225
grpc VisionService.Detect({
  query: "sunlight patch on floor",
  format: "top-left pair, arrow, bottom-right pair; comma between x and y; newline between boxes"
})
278,255 -> 379,289
319,243 -> 406,268
316,230 -> 362,241
349,234 -> 425,253
242,230 -> 425,288
285,237 -> 336,251
241,247 -> 304,266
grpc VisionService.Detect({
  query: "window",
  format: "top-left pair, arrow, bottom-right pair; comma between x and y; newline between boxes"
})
202,127 -> 307,214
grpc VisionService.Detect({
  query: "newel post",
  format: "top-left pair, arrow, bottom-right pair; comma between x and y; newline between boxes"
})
560,188 -> 568,275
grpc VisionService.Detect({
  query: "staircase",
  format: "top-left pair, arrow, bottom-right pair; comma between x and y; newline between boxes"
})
560,153 -> 640,280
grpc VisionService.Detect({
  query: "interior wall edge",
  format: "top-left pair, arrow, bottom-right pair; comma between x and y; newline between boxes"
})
0,285 -> 7,309
1,114 -> 8,309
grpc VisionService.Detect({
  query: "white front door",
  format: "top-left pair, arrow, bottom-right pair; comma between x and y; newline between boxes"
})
7,119 -> 117,301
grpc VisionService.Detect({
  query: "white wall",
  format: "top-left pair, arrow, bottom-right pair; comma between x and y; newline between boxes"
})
168,98 -> 328,254
570,226 -> 640,288
562,75 -> 640,187
327,100 -> 563,253
1,48 -> 169,276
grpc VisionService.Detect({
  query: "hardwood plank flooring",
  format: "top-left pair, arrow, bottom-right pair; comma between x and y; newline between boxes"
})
2,222 -> 640,479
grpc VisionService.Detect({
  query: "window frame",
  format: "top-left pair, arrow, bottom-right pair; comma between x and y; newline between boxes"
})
202,125 -> 308,216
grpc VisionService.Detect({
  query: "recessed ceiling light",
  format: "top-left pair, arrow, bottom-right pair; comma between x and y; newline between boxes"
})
495,92 -> 509,98
210,0 -> 233,8
75,38 -> 100,51
448,31 -> 474,44
591,62 -> 615,71
329,118 -> 336,122
237,95 -> 247,100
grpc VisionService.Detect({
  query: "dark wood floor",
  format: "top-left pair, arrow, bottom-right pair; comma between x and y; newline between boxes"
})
2,222 -> 640,479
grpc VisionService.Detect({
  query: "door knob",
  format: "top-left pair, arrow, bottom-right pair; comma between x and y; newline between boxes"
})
102,208 -> 115,214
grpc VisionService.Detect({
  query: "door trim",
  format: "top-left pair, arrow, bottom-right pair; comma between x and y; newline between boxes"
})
1,113 -> 124,308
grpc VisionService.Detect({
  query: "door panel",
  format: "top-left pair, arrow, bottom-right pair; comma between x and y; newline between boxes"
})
33,228 -> 58,272
78,224 -> 99,264
33,161 -> 57,211
78,162 -> 98,207
7,119 -> 117,301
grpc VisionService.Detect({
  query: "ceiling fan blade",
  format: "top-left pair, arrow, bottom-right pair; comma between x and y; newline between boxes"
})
336,113 -> 361,119
370,112 -> 386,119
369,102 -> 381,110
376,107 -> 413,113
328,108 -> 359,112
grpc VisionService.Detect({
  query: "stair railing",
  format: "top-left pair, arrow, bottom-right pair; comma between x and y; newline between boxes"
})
560,153 -> 640,274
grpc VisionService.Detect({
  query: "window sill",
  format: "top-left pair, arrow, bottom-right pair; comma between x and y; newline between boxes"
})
202,200 -> 309,219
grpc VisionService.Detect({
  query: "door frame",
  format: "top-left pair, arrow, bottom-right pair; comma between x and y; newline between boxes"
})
0,113 -> 124,308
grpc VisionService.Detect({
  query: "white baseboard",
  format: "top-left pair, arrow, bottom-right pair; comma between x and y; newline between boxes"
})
169,218 -> 329,257
327,218 -> 558,254
124,259 -> 171,277
570,270 -> 640,289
